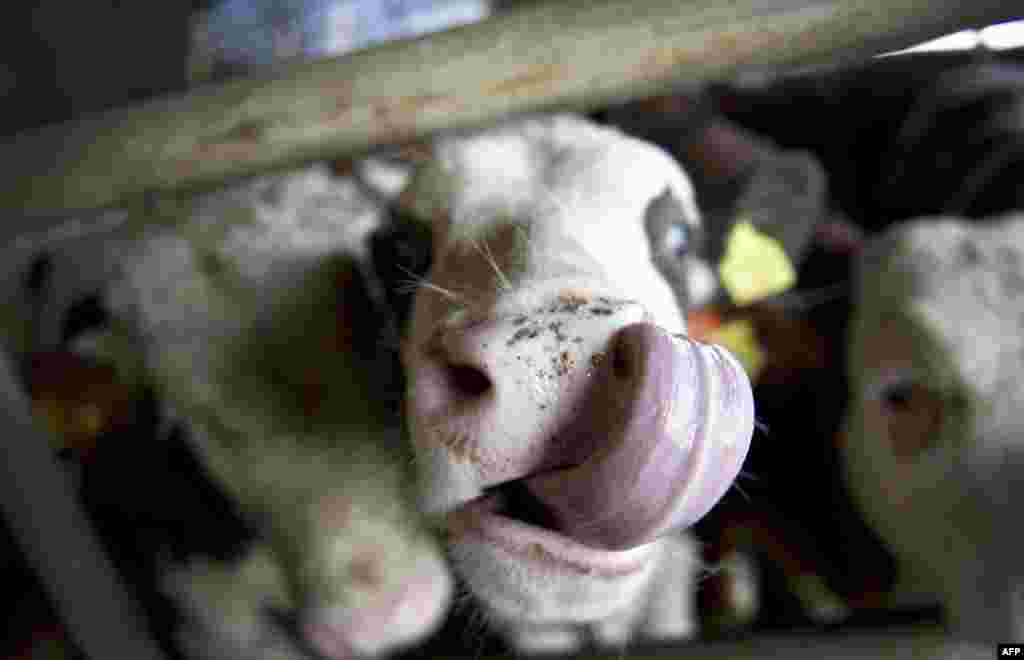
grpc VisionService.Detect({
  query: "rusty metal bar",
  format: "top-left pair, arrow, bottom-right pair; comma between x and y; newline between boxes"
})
0,0 -> 1019,217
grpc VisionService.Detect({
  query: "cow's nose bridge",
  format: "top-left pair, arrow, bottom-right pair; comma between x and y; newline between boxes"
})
432,296 -> 651,398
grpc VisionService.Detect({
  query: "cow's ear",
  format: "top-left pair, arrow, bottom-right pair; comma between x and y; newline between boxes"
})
734,149 -> 827,267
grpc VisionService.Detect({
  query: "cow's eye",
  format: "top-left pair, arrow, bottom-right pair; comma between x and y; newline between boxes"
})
880,379 -> 915,410
664,223 -> 691,258
865,370 -> 944,459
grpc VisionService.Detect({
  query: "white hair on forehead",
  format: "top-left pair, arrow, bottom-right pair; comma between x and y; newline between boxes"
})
109,165 -> 380,331
100,165 -> 401,493
433,116 -> 576,244
859,215 -> 1024,294
429,114 -> 700,246
855,212 -> 1024,407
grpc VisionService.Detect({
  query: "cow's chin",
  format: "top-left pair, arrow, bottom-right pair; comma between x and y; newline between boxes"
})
445,495 -> 662,627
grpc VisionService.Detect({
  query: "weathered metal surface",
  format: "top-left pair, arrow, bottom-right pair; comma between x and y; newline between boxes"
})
0,1 -> 1019,220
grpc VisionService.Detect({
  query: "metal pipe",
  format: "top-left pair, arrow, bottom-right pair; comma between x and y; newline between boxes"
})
1,0 -> 1018,217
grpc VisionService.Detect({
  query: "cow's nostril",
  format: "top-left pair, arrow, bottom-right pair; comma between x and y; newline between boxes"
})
611,333 -> 633,380
448,364 -> 491,398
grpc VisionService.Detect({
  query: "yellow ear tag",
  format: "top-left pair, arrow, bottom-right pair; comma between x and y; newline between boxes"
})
708,319 -> 765,383
718,218 -> 797,306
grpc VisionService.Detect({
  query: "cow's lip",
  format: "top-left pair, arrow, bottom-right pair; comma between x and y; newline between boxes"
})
445,492 -> 655,577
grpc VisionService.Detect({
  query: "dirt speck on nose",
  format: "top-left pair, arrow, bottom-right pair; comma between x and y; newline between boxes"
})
507,326 -> 541,347
526,542 -> 548,563
554,350 -> 575,376
557,291 -> 591,312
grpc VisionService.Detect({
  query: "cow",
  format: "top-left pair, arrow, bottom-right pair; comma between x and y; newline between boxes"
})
83,166 -> 455,659
842,213 -> 1024,646
397,113 -> 755,653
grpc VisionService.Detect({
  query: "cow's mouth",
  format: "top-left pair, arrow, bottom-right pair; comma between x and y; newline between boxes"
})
488,478 -> 562,531
446,479 -> 655,577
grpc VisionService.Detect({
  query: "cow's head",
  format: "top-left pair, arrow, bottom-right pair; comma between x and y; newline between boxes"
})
843,214 -> 1024,643
105,167 -> 453,658
399,115 -> 755,639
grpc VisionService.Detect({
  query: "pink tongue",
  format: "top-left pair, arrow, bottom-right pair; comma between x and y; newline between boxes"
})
524,323 -> 752,551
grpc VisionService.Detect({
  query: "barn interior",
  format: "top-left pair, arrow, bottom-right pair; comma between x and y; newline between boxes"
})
1,2 -> 1023,659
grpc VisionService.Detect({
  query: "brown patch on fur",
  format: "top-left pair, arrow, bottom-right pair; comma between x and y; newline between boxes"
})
432,208 -> 450,230
396,187 -> 419,214
556,350 -> 576,377
320,495 -> 354,530
28,351 -> 136,460
349,554 -> 383,588
300,263 -> 362,417
558,290 -> 591,307
561,292 -> 593,304
440,429 -> 481,463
